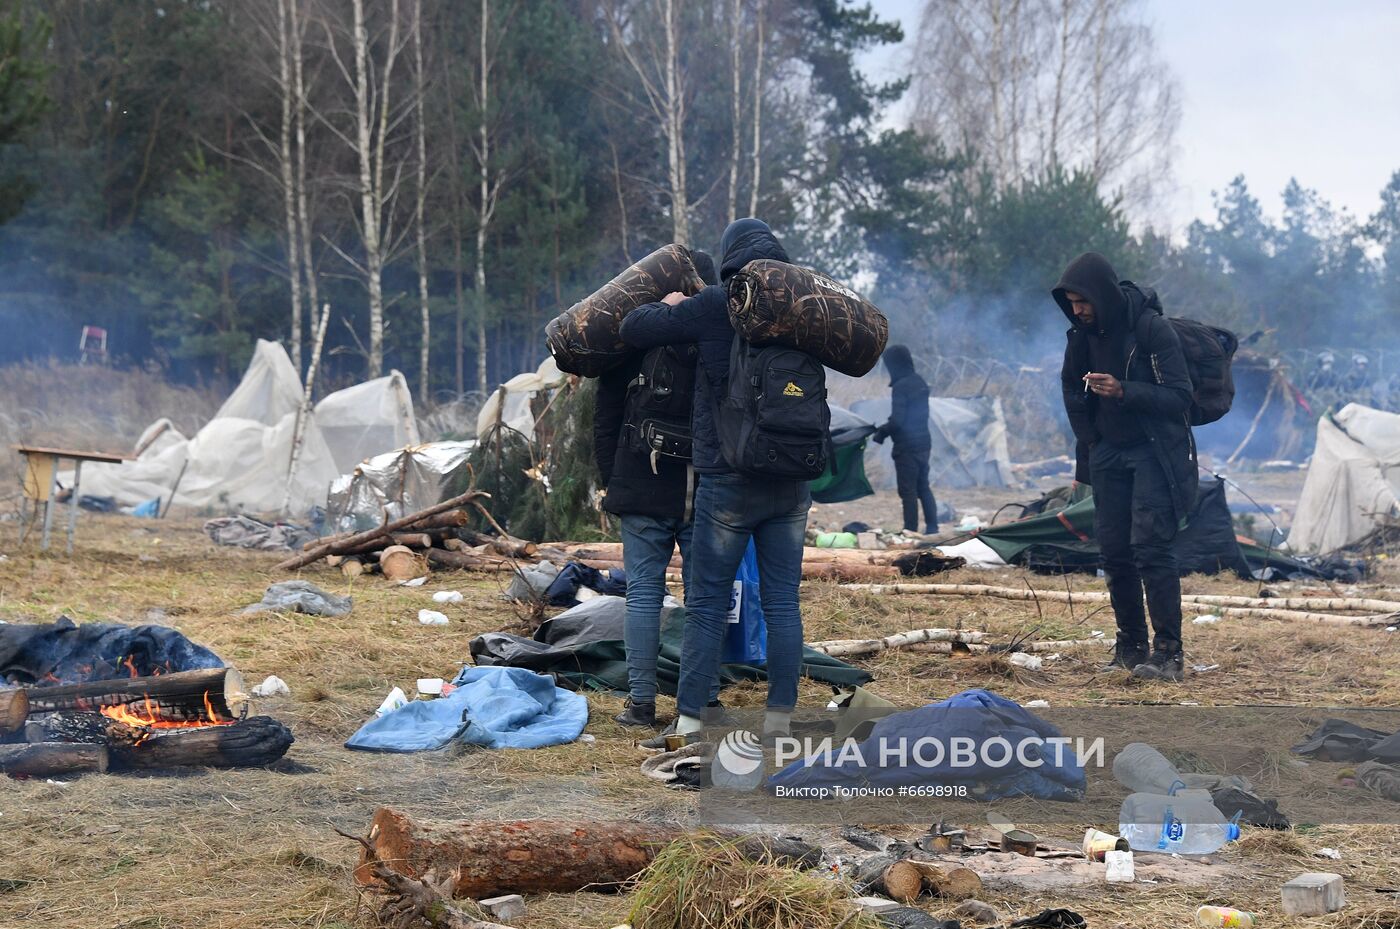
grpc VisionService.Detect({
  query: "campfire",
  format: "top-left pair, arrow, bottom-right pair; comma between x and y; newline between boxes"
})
1,665 -> 293,778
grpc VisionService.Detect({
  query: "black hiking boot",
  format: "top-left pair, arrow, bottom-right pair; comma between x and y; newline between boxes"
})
1100,640 -> 1148,673
614,698 -> 658,729
1131,648 -> 1185,682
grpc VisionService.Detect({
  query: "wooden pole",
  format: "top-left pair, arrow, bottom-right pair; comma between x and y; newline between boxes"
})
283,301 -> 332,515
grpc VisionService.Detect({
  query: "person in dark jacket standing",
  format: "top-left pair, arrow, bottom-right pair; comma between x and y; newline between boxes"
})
1055,252 -> 1197,682
872,344 -> 938,534
619,218 -> 808,745
595,252 -> 717,727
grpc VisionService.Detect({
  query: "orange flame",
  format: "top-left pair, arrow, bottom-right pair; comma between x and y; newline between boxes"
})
99,690 -> 234,730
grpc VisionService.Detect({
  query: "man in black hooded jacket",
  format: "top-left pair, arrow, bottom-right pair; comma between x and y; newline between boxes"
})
620,218 -> 809,745
1055,252 -> 1197,682
872,344 -> 938,534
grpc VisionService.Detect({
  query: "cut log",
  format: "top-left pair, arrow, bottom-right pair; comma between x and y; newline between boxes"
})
355,808 -> 820,897
379,545 -> 428,582
880,860 -> 925,902
111,716 -> 294,769
278,491 -> 489,570
808,629 -> 984,657
905,861 -> 983,900
0,741 -> 108,777
0,688 -> 28,734
22,667 -> 247,719
462,531 -> 538,559
341,556 -> 366,578
426,549 -> 514,572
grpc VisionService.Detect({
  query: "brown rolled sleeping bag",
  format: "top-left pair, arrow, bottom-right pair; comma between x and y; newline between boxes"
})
725,259 -> 889,377
545,244 -> 706,377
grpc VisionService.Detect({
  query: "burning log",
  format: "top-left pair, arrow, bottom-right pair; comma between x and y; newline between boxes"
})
279,491 -> 490,570
0,741 -> 108,777
355,808 -> 819,898
0,689 -> 28,734
110,715 -> 293,769
21,667 -> 247,720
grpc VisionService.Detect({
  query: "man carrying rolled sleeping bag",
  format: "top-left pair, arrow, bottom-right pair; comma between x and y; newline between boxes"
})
619,218 -> 888,749
546,244 -> 708,377
593,251 -> 722,729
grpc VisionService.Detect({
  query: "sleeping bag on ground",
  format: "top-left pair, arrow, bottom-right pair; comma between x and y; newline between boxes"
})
725,259 -> 889,377
546,244 -> 706,377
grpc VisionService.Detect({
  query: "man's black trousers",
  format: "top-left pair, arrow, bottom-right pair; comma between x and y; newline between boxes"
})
1090,441 -> 1183,653
892,446 -> 938,533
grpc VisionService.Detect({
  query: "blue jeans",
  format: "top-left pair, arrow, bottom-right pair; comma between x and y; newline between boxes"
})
620,514 -> 693,704
676,472 -> 810,718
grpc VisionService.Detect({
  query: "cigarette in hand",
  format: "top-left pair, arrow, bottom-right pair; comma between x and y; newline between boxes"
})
1083,374 -> 1092,393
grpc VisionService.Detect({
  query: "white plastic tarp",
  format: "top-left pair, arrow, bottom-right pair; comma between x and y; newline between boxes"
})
1289,403 -> 1400,553
315,372 -> 420,474
326,441 -> 475,532
851,396 -> 1015,489
476,356 -> 568,441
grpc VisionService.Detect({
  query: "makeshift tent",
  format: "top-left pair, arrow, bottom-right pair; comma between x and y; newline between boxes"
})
314,373 -> 419,474
811,405 -> 878,504
1290,403 -> 1400,553
69,340 -> 417,514
851,396 -> 1013,489
476,356 -> 569,442
968,478 -> 1319,578
326,441 -> 475,532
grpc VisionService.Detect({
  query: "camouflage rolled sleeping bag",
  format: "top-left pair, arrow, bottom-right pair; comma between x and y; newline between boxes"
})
545,244 -> 706,377
725,260 -> 889,377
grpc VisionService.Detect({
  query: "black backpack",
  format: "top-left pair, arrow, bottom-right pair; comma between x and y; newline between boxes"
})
1135,305 -> 1238,426
621,344 -> 698,463
715,333 -> 830,480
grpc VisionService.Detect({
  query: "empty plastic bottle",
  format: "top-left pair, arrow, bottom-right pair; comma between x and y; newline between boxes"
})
1195,905 -> 1255,927
1113,742 -> 1184,794
1119,791 -> 1241,854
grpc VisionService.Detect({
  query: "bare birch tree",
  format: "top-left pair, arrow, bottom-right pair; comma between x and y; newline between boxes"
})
412,0 -> 430,402
726,0 -> 742,223
748,0 -> 764,217
275,0 -> 304,371
467,0 -> 510,397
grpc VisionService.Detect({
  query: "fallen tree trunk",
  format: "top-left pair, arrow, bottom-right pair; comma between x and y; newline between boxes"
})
462,531 -> 538,559
808,628 -> 984,657
22,668 -> 247,719
0,741 -> 108,777
111,716 -> 294,769
355,808 -> 819,898
425,549 -> 514,572
842,583 -> 1397,628
802,563 -> 899,582
0,689 -> 28,734
1182,593 -> 1400,613
279,491 -> 489,571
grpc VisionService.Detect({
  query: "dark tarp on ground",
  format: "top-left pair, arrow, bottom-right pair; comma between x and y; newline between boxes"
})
975,478 -> 1324,579
812,405 -> 878,504
469,597 -> 872,694
0,616 -> 225,685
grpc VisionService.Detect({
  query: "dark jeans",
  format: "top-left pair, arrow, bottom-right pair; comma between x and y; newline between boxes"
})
1091,441 -> 1183,653
619,514 -> 694,704
893,447 -> 938,533
676,472 -> 810,719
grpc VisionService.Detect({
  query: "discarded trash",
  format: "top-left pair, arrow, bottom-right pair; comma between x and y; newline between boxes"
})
418,609 -> 449,626
1193,614 -> 1221,625
479,894 -> 526,922
814,531 -> 858,548
1315,847 -> 1341,860
957,515 -> 985,531
1026,699 -> 1051,708
1192,664 -> 1222,673
1120,791 -> 1240,854
251,675 -> 290,698
1008,652 -> 1043,671
1195,905 -> 1255,927
243,580 -> 353,618
415,678 -> 444,698
1104,849 -> 1134,883
399,576 -> 427,587
953,899 -> 1000,924
1000,828 -> 1038,857
1009,909 -> 1086,928
432,590 -> 464,603
1281,872 -> 1345,916
375,687 -> 409,717
1089,630 -> 1104,638
580,733 -> 595,744
1082,828 -> 1129,861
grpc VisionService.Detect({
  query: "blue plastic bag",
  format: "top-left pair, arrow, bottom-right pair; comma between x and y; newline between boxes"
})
722,540 -> 767,665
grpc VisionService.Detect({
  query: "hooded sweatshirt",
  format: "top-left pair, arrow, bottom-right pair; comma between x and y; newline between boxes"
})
1052,252 -> 1146,446
619,219 -> 791,472
875,344 -> 932,451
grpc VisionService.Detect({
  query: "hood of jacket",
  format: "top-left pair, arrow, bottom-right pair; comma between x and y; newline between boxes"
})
883,344 -> 915,382
692,249 -> 719,287
719,218 -> 790,281
1053,252 -> 1129,336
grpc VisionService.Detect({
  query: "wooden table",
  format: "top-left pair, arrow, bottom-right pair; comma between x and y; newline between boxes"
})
15,445 -> 130,554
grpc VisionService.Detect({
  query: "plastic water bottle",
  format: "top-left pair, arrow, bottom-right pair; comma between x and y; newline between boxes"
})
1113,742 -> 1184,794
1195,905 -> 1255,927
1119,792 -> 1241,854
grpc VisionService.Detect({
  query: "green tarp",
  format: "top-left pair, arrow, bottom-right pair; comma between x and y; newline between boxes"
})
811,439 -> 874,504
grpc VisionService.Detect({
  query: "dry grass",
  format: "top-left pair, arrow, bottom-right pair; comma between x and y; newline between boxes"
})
1,509 -> 1398,928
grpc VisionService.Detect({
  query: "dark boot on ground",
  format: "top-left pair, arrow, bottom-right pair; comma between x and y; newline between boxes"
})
640,718 -> 705,750
1131,646 -> 1184,682
1100,640 -> 1148,672
614,698 -> 658,729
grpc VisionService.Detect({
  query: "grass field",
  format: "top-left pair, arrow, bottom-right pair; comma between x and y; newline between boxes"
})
1,509 -> 1398,929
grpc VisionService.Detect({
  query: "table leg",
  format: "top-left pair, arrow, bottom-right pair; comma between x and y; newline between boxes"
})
66,459 -> 84,555
40,456 -> 58,551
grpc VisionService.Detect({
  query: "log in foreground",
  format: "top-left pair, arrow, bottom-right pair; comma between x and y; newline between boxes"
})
0,741 -> 108,777
0,689 -> 28,734
21,667 -> 247,719
355,808 -> 820,898
111,715 -> 294,769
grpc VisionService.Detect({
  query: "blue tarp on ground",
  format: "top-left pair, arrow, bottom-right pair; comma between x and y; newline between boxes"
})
767,689 -> 1086,801
345,666 -> 588,753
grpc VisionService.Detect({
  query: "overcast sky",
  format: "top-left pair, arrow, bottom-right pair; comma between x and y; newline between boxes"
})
864,0 -> 1400,234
